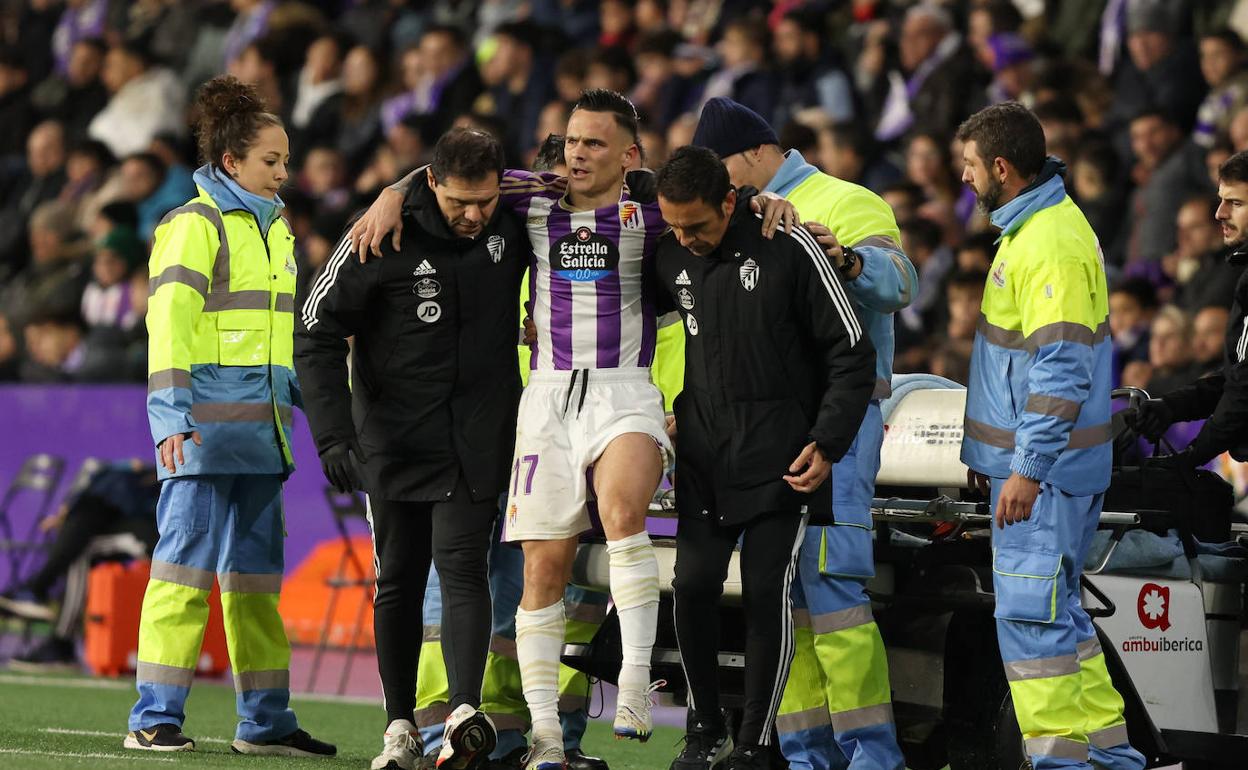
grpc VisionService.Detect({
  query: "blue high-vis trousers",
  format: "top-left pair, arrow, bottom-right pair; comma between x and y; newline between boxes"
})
128,474 -> 296,742
778,404 -> 905,770
990,479 -> 1144,770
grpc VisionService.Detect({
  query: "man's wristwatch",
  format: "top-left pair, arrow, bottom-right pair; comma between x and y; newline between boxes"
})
837,245 -> 859,275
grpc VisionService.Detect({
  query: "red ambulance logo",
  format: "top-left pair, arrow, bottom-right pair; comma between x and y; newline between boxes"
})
1138,583 -> 1170,631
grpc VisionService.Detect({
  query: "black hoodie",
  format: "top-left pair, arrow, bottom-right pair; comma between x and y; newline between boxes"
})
294,168 -> 529,502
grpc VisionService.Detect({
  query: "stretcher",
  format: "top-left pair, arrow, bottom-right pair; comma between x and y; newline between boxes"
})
565,385 -> 1248,769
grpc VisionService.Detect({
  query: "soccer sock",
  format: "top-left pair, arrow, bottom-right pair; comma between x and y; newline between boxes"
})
515,600 -> 564,744
606,532 -> 659,693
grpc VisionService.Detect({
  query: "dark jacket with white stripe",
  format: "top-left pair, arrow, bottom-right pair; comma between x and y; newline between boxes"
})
1162,245 -> 1248,463
655,199 -> 876,526
294,172 -> 528,502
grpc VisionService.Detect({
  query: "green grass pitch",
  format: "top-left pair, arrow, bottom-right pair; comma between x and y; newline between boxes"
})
0,673 -> 682,769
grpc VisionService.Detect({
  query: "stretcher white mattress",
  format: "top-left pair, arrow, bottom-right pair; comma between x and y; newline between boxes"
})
876,388 -> 969,489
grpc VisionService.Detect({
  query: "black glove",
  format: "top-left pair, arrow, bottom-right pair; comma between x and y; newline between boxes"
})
1144,449 -> 1198,470
320,440 -> 367,494
1121,398 -> 1174,441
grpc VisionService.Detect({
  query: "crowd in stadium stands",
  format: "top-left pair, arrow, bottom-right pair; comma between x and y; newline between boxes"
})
0,0 -> 1246,401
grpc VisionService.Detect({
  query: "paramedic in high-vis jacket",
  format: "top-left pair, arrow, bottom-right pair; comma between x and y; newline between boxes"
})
691,97 -> 914,770
126,76 -> 334,758
957,102 -> 1145,770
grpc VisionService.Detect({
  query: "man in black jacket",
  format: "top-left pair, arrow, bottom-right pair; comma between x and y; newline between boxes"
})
653,147 -> 876,770
1125,150 -> 1248,466
294,128 -> 527,770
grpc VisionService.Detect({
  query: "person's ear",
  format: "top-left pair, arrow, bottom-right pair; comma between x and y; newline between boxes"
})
723,187 -> 737,218
427,166 -> 438,189
993,156 -> 1010,183
221,153 -> 239,178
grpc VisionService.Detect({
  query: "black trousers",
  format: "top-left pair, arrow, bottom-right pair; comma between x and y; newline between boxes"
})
26,495 -> 157,597
672,507 -> 808,747
369,474 -> 496,725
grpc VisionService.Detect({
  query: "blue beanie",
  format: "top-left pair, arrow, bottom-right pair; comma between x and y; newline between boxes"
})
691,97 -> 780,158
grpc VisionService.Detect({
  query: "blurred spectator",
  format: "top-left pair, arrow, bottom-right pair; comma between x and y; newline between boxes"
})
1125,109 -> 1212,264
0,49 -> 35,156
899,216 -> 952,328
59,139 -> 121,233
638,125 -> 668,168
1072,138 -> 1126,266
772,9 -> 855,129
0,313 -> 18,381
117,152 -> 195,241
631,30 -> 695,131
929,268 -> 987,385
1140,305 -> 1198,394
381,25 -> 483,139
222,0 -> 277,68
1109,277 -> 1158,387
1192,304 -> 1231,374
0,120 -> 68,278
871,4 -> 982,143
81,225 -> 144,334
815,121 -> 900,192
1231,105 -> 1248,151
298,146 -> 350,216
880,180 -> 925,223
1110,0 -> 1205,133
665,112 -> 698,157
905,131 -> 960,209
585,45 -> 636,95
1194,29 -> 1248,148
30,37 -> 109,145
87,39 -> 186,159
290,32 -> 343,132
530,0 -> 599,43
1032,98 -> 1085,165
983,33 -> 1036,106
1207,139 -> 1235,187
385,114 -> 434,178
599,0 -> 636,51
229,36 -> 286,118
698,17 -> 775,122
553,49 -> 591,104
479,21 -> 555,157
18,308 -> 113,382
1172,195 -> 1247,311
304,44 -> 385,173
91,200 -> 140,242
50,0 -> 120,78
955,231 -> 997,273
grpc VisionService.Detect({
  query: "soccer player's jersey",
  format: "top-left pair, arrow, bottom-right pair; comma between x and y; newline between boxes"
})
500,170 -> 665,371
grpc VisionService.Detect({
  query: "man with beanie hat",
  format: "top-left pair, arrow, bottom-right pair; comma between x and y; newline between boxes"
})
693,96 -> 915,770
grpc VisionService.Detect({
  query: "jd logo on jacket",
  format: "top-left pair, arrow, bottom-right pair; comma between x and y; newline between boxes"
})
554,227 -> 618,281
418,301 -> 442,323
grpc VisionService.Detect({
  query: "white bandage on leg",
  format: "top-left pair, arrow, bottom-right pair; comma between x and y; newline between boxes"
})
515,601 -> 565,742
606,532 -> 660,692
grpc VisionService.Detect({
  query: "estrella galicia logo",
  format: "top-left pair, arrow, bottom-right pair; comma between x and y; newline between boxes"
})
554,226 -> 618,282
414,278 -> 440,299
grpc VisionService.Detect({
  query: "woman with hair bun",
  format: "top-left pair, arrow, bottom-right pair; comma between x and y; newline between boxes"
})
125,75 -> 335,758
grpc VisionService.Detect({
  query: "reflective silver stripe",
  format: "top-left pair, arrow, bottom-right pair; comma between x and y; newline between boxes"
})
234,669 -> 289,692
204,290 -> 270,312
1025,394 -> 1081,422
149,560 -> 215,590
1025,736 -> 1088,761
415,703 -> 451,729
1068,423 -> 1112,449
977,315 -> 1110,352
149,264 -> 209,298
218,571 -> 282,593
775,705 -> 832,734
160,202 -> 229,291
558,693 -> 588,713
423,624 -> 441,642
829,702 -> 895,732
566,600 -> 607,624
810,603 -> 874,635
1087,723 -> 1129,748
963,417 -> 1016,449
275,293 -> 294,313
853,235 -> 902,251
872,378 -> 892,399
963,417 -> 1112,451
490,714 -> 527,732
490,635 -> 517,660
792,608 -> 812,629
136,660 -> 195,688
1003,653 -> 1080,682
148,368 -> 191,392
191,402 -> 279,423
1076,637 -> 1103,661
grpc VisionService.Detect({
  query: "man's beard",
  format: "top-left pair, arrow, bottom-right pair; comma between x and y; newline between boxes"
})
975,177 -> 1005,215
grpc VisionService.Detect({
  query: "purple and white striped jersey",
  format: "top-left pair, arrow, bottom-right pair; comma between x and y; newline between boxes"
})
500,170 -> 664,371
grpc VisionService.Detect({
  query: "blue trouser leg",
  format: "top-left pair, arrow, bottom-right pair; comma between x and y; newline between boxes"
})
778,404 -> 904,770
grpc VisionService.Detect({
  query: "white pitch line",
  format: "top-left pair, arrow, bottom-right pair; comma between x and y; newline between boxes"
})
0,673 -> 130,689
0,748 -> 175,762
41,728 -> 230,744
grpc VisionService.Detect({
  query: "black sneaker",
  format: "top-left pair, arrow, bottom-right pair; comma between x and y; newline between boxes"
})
123,723 -> 196,752
670,714 -> 732,770
8,637 -> 77,672
487,746 -> 528,769
725,745 -> 768,770
232,728 -> 337,757
0,588 -> 54,621
566,747 -> 609,770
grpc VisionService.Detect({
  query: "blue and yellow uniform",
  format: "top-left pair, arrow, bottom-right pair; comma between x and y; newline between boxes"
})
962,159 -> 1144,770
766,150 -> 914,770
129,165 -> 303,744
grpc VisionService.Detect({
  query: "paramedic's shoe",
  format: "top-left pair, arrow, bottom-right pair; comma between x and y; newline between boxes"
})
123,724 -> 195,752
566,748 -> 608,770
0,588 -> 54,621
488,746 -> 527,769
725,745 -> 768,770
371,719 -> 424,770
670,714 -> 732,770
437,703 -> 497,768
232,728 -> 337,757
614,679 -> 664,742
523,735 -> 566,769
